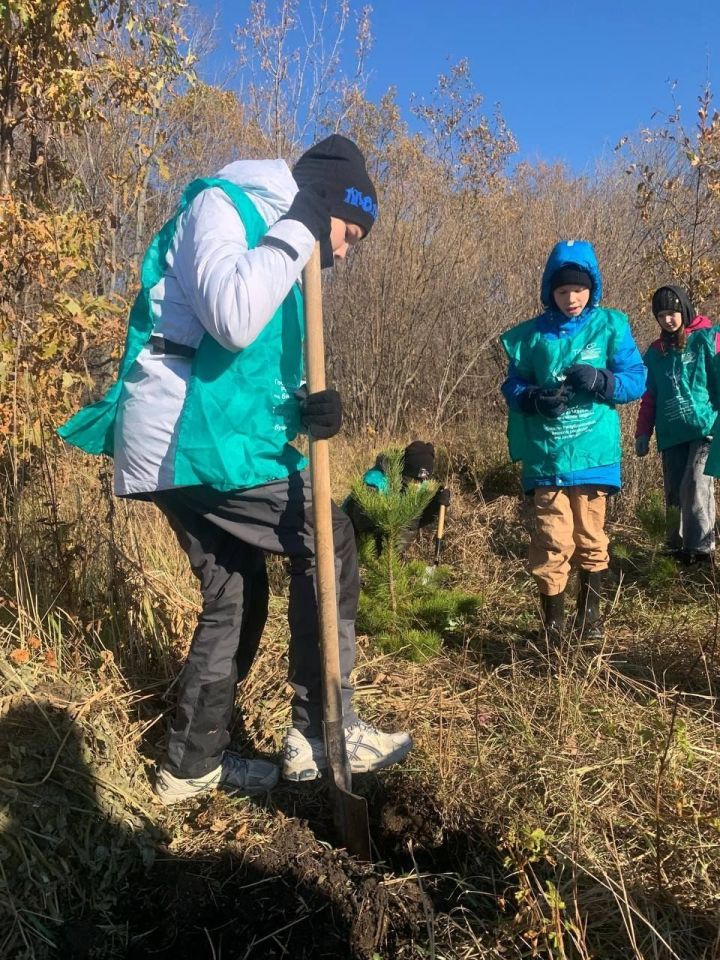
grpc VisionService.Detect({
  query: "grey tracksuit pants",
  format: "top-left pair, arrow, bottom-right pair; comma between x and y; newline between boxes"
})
152,470 -> 360,779
661,438 -> 716,555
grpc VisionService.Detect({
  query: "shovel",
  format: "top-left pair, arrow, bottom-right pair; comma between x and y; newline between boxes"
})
422,501 -> 447,583
433,503 -> 447,566
302,242 -> 372,863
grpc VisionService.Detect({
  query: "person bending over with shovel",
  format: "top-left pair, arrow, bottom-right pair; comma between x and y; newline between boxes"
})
58,135 -> 412,804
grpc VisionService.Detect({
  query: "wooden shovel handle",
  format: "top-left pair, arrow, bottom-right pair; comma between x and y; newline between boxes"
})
436,502 -> 447,542
302,244 -> 345,758
302,244 -> 372,861
433,502 -> 447,566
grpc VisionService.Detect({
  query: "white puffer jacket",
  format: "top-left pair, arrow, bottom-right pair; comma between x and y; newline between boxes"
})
113,159 -> 314,496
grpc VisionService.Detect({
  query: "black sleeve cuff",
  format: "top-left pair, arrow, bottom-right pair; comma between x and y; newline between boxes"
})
259,235 -> 299,261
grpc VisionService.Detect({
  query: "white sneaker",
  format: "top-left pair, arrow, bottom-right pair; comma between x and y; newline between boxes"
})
154,751 -> 279,805
282,720 -> 412,782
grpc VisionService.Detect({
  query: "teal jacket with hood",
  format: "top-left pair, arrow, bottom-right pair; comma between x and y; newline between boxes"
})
635,286 -> 720,452
500,240 -> 646,493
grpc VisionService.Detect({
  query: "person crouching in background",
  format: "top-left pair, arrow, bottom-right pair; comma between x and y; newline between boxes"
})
343,441 -> 451,554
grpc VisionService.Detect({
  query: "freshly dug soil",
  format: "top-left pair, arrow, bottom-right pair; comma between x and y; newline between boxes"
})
117,772 -> 482,959
122,811 -> 429,960
1,693 -> 493,960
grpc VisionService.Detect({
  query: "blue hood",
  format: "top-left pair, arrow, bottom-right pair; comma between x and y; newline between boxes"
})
540,240 -> 602,310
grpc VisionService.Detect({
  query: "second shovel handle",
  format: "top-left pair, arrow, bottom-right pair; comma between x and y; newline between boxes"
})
436,503 -> 446,542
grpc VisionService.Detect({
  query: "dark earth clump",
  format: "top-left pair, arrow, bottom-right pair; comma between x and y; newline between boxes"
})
2,697 -> 497,960
122,814 -> 429,960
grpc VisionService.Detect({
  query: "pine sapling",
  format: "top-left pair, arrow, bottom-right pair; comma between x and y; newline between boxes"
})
350,449 -> 480,660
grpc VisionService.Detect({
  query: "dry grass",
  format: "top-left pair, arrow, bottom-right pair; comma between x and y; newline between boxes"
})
2,435 -> 720,958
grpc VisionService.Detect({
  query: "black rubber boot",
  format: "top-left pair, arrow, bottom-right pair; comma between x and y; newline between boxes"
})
540,591 -> 565,645
577,569 -> 604,640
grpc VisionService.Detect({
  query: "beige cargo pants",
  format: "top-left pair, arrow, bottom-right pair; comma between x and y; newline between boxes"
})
529,486 -> 609,596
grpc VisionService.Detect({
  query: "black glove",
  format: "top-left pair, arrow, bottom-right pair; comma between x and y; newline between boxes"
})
519,386 -> 571,419
635,435 -> 650,457
565,363 -> 615,400
280,183 -> 333,267
297,386 -> 342,439
436,487 -> 451,508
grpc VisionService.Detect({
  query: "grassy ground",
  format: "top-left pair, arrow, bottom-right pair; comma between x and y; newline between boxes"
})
1,431 -> 719,959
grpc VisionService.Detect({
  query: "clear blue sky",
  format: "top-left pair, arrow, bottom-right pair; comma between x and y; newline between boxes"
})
189,0 -> 720,172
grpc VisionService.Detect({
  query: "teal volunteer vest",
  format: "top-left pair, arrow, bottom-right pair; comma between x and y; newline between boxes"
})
644,328 -> 719,452
58,178 -> 306,491
500,308 -> 626,482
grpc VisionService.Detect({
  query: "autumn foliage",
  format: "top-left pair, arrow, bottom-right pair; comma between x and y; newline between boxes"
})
2,5 -> 720,957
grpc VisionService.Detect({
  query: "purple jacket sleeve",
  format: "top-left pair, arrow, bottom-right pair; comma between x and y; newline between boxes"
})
635,388 -> 656,438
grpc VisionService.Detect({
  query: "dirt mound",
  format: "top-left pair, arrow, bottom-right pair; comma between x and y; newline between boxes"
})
123,814 -> 428,960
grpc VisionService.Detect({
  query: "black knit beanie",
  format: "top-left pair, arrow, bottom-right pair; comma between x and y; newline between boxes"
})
402,441 -> 435,480
652,285 -> 694,325
550,264 -> 593,293
292,134 -> 378,236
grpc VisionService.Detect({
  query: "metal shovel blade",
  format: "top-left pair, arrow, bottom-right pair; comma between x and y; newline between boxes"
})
324,718 -> 372,862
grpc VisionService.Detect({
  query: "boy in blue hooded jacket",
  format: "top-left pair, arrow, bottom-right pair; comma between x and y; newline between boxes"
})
500,240 -> 646,641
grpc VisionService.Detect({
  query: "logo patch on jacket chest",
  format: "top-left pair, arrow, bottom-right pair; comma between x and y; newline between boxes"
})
578,342 -> 602,362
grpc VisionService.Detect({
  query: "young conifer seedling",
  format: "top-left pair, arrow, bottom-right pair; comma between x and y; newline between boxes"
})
350,449 -> 480,661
